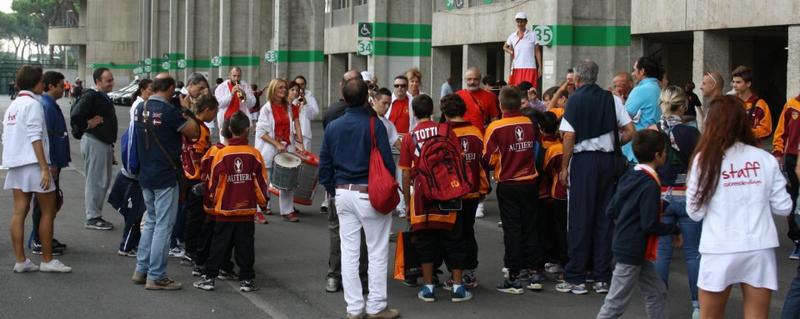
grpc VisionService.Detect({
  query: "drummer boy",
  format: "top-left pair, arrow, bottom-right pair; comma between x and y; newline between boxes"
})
193,111 -> 269,293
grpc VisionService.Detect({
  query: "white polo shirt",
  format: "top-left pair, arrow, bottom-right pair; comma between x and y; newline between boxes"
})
506,30 -> 538,69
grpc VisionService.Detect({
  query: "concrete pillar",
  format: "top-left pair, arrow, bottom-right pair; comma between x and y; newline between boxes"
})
272,0 -> 290,78
692,30 -> 730,104
168,0 -> 179,77
149,0 -> 159,67
184,0 -> 196,79
788,26 -> 800,99
348,53 -> 367,72
430,47 -> 450,104
77,45 -> 86,83
218,0 -> 232,78
462,44 -> 487,80
327,54 -> 348,110
245,0 -> 259,82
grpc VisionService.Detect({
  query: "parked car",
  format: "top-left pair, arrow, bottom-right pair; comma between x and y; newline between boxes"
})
109,80 -> 139,106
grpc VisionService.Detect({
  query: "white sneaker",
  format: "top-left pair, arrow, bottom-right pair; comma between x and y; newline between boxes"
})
475,202 -> 485,218
398,210 -> 407,218
169,247 -> 186,259
40,259 -> 72,273
13,258 -> 39,273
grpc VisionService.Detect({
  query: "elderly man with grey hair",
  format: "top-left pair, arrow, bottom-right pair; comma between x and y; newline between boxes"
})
556,59 -> 635,295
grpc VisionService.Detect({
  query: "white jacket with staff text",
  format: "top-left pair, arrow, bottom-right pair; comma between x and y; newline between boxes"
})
1,91 -> 50,168
687,142 -> 793,254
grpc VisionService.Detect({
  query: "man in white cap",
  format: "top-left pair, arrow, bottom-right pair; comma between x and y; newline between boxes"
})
503,12 -> 542,88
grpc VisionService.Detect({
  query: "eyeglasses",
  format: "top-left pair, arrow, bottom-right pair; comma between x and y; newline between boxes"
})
394,84 -> 407,88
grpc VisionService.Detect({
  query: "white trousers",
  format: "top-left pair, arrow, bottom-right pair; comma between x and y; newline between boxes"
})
335,188 -> 392,315
278,189 -> 294,215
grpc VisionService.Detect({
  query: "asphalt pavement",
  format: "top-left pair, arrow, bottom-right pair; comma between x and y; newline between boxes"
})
0,95 -> 796,318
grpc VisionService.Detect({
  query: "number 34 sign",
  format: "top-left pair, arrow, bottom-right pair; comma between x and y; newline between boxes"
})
533,25 -> 553,46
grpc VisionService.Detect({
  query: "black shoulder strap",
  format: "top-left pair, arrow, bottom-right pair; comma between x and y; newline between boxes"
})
143,101 -> 178,170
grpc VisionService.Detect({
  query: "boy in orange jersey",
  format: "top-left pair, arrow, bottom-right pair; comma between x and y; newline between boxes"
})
193,112 -> 269,292
180,95 -> 218,264
440,94 -> 490,290
539,112 -> 568,275
191,118 -> 237,279
483,86 -> 541,294
400,94 -> 472,303
731,65 -> 772,140
774,92 -> 800,259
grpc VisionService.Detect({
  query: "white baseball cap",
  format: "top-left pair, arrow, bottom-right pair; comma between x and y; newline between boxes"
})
361,71 -> 375,82
515,12 -> 528,20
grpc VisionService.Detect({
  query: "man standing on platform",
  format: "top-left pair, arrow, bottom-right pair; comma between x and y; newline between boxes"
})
214,67 -> 256,142
504,12 -> 542,88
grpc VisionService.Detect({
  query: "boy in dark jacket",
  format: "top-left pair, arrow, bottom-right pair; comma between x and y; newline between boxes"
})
597,129 -> 682,319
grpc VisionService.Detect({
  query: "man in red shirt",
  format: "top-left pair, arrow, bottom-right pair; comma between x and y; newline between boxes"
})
457,67 -> 499,132
386,75 -> 414,134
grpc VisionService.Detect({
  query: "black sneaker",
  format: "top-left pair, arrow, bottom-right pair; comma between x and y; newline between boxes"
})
52,238 -> 67,250
217,269 -> 239,281
192,265 -> 203,277
31,241 -> 64,256
240,279 -> 259,292
193,275 -> 215,291
496,278 -> 524,295
85,217 -> 114,230
526,271 -> 545,291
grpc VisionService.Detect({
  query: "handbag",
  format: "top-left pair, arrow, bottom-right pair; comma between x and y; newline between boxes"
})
368,117 -> 401,214
392,231 -> 421,281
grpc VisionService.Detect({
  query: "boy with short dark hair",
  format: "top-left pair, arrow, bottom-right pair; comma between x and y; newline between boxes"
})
483,86 -> 541,294
597,129 -> 682,319
193,112 -> 269,292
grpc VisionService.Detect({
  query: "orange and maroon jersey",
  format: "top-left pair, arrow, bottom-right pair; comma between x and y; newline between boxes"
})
451,121 -> 489,199
200,143 -> 225,214
457,89 -> 500,133
483,112 -> 538,184
773,96 -> 800,156
389,98 -> 411,134
181,123 -> 211,180
207,138 -> 269,220
543,141 -> 567,200
399,120 -> 460,231
743,95 -> 772,140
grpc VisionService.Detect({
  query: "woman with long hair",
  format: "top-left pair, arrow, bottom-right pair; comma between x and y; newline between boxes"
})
255,79 -> 305,222
649,86 -> 701,317
686,95 -> 792,318
2,65 -> 71,272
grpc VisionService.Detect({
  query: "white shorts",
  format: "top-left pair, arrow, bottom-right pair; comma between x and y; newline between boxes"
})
698,248 -> 777,292
3,163 -> 56,193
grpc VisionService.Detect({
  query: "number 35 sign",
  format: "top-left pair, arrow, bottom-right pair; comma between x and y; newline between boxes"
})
533,25 -> 553,46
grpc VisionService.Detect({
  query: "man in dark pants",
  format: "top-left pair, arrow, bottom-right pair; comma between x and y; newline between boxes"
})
28,71 -> 70,254
772,92 -> 800,259
556,59 -> 635,295
323,69 -> 368,293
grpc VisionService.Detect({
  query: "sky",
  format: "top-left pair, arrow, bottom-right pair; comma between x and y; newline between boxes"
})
0,1 -> 11,14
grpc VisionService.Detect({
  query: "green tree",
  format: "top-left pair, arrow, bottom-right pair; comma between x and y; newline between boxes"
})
11,0 -> 57,60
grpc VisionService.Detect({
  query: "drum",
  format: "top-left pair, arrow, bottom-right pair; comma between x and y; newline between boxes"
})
293,151 -> 320,206
270,152 -> 302,191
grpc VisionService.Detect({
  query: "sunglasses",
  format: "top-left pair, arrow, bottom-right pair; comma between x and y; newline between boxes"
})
394,84 -> 408,88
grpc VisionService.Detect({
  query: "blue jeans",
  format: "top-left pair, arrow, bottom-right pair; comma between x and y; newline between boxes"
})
783,261 -> 800,319
136,185 -> 180,281
654,192 -> 701,308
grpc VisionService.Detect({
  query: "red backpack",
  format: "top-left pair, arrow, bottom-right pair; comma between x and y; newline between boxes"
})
412,123 -> 472,203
